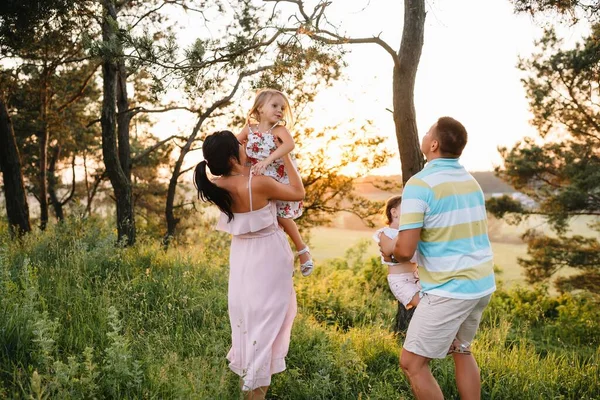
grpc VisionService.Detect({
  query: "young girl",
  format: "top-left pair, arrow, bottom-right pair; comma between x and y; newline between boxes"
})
373,195 -> 421,309
237,88 -> 314,277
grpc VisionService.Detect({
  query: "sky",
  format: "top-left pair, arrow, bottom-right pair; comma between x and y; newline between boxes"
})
153,0 -> 590,175
298,0 -> 589,174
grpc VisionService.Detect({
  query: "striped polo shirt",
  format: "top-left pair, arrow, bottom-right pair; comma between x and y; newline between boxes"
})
399,158 -> 496,299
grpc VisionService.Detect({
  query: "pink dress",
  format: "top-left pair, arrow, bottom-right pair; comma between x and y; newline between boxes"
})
216,174 -> 297,391
245,124 -> 303,219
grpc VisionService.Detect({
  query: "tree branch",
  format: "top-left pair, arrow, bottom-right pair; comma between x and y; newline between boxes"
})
56,64 -> 101,112
308,30 -> 400,69
129,1 -> 169,31
177,165 -> 195,177
267,1 -> 401,69
131,135 -> 177,164
129,105 -> 198,115
60,155 -> 77,205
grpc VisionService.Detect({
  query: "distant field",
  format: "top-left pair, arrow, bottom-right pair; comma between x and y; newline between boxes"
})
309,226 -> 528,288
310,212 -> 598,290
198,173 -> 597,290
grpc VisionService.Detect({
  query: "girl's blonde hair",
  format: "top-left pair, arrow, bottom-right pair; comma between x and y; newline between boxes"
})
384,195 -> 402,225
247,88 -> 293,127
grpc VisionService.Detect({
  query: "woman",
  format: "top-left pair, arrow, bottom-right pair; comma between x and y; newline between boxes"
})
195,130 -> 304,399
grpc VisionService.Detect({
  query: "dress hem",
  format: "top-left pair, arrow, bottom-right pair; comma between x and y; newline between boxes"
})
228,357 -> 287,391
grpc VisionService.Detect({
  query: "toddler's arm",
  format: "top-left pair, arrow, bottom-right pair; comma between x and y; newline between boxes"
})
252,125 -> 295,174
378,232 -> 397,257
236,125 -> 249,144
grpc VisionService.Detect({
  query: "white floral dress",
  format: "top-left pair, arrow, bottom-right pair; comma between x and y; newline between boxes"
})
246,125 -> 303,219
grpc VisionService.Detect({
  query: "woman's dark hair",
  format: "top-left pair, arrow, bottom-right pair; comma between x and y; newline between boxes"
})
194,130 -> 240,221
384,195 -> 402,225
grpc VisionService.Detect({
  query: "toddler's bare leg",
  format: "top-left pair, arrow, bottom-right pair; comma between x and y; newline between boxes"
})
278,217 -> 306,259
278,217 -> 314,276
407,293 -> 421,309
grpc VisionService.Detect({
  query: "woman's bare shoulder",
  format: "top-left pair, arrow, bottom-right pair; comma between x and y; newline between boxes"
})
251,174 -> 275,185
251,174 -> 277,192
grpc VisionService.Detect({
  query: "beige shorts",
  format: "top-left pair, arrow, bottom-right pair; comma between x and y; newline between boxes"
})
403,293 -> 492,359
387,272 -> 421,308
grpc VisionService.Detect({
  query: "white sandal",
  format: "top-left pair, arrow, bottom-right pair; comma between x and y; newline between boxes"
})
297,246 -> 314,277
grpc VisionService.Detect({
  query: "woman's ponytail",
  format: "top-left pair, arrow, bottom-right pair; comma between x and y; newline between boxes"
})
194,160 -> 235,221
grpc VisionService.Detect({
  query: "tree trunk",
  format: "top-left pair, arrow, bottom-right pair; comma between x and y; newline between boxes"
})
163,123 -> 200,247
101,1 -> 135,246
38,75 -> 50,230
163,171 -> 181,247
392,0 -> 426,332
48,144 -> 65,221
161,83 -> 242,247
116,60 -> 132,180
393,0 -> 426,183
0,97 -> 31,236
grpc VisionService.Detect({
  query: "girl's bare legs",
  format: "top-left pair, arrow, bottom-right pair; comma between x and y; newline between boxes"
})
278,217 -> 313,274
407,293 -> 421,309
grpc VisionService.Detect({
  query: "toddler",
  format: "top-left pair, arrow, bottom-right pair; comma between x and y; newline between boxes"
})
237,88 -> 313,276
373,195 -> 421,309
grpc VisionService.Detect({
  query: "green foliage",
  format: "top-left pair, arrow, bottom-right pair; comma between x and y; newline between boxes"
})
295,243 -> 396,331
292,123 -> 392,230
490,24 -> 600,293
0,218 -> 598,398
486,195 -> 527,224
0,0 -> 87,53
489,286 -> 600,358
511,0 -> 600,22
518,230 -> 600,288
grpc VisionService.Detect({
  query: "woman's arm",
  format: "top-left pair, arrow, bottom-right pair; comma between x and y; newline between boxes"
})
256,153 -> 304,201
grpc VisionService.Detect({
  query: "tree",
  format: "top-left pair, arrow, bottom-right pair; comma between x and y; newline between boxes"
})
266,0 -> 426,330
98,0 -> 136,245
94,0 -> 263,246
156,1 -> 365,245
1,0 -> 96,229
2,0 -> 394,247
487,24 -> 600,293
8,62 -> 102,223
294,122 -> 393,230
0,94 -> 31,236
511,0 -> 600,22
268,0 -> 425,183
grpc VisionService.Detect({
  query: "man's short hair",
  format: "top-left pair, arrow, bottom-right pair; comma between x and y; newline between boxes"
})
434,117 -> 468,157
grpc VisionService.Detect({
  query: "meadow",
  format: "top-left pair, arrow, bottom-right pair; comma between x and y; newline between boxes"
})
0,217 -> 598,399
324,175 -> 599,290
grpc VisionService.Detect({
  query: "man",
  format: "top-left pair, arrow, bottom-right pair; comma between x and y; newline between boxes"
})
382,117 -> 495,400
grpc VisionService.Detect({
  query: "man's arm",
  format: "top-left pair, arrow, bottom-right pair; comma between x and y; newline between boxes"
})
393,228 -> 421,262
380,176 -> 430,262
379,228 -> 421,263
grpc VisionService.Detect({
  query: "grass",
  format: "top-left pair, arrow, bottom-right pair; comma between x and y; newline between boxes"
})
0,217 -> 598,399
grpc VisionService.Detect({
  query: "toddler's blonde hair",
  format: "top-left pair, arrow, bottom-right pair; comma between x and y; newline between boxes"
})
247,88 -> 293,127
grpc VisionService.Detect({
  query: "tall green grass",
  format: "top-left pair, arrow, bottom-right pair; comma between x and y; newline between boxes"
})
0,218 -> 598,399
